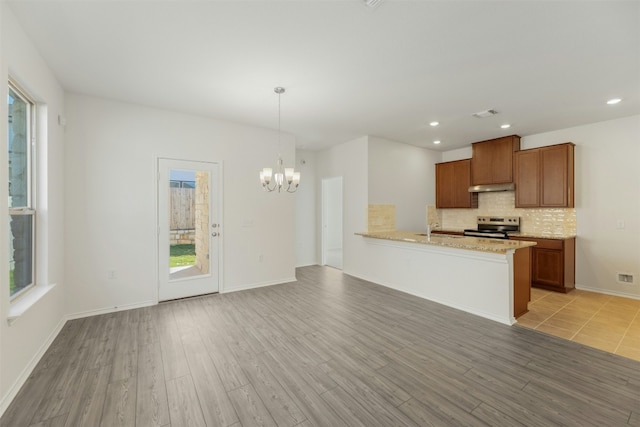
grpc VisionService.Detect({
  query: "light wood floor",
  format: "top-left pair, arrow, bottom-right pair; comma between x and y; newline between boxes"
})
2,265 -> 640,426
517,287 -> 640,362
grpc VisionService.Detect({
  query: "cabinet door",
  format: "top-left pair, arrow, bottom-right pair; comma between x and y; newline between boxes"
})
491,137 -> 518,184
515,149 -> 540,207
541,145 -> 569,207
532,248 -> 564,288
471,142 -> 494,185
436,162 -> 455,208
452,160 -> 473,207
436,159 -> 476,208
471,136 -> 520,185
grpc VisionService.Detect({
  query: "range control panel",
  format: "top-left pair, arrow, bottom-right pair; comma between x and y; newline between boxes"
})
477,216 -> 520,226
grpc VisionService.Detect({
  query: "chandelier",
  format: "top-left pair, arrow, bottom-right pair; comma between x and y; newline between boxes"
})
259,87 -> 300,193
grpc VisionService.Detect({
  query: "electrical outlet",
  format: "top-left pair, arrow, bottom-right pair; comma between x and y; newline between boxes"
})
616,220 -> 625,229
108,270 -> 117,279
616,272 -> 635,285
258,254 -> 263,262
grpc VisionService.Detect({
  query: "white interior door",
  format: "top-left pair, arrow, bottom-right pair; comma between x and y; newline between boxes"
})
158,158 -> 220,301
322,176 -> 343,270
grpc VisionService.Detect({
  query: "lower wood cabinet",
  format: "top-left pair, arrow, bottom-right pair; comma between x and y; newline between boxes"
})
510,236 -> 575,293
513,246 -> 531,318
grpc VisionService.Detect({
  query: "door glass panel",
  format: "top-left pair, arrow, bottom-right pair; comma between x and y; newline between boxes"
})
168,169 -> 210,280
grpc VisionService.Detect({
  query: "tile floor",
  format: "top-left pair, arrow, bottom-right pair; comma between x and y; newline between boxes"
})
517,287 -> 640,362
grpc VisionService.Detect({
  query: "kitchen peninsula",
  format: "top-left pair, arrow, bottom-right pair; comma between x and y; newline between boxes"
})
356,231 -> 536,325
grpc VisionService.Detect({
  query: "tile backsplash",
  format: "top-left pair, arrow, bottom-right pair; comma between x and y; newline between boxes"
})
368,204 -> 396,232
434,192 -> 576,238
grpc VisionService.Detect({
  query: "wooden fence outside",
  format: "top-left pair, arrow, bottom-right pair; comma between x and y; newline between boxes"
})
170,188 -> 195,230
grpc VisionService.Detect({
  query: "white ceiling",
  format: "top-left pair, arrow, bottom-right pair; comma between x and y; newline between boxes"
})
7,0 -> 640,151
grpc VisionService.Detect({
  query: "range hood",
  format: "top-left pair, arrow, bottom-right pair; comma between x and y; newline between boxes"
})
468,183 -> 515,193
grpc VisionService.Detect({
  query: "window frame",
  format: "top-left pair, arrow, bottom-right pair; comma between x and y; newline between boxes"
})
8,80 -> 37,301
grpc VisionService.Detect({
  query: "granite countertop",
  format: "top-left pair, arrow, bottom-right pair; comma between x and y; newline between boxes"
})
434,229 -> 576,240
356,231 -> 537,254
507,231 -> 576,240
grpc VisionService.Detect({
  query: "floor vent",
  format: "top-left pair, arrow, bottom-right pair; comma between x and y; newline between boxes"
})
617,272 -> 635,284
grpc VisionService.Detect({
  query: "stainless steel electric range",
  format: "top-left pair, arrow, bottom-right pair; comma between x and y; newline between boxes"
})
463,216 -> 520,239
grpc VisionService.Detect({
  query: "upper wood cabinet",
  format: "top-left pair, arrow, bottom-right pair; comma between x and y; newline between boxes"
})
515,142 -> 575,208
514,149 -> 540,207
436,159 -> 478,209
471,135 -> 521,185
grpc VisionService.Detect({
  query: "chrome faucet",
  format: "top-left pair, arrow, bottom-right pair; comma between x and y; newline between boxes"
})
426,222 -> 439,240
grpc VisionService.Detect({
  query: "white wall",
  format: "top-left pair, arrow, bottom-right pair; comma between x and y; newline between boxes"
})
368,137 -> 441,230
64,93 -> 297,316
316,137 -> 369,275
0,4 -> 66,414
441,146 -> 472,162
323,177 -> 343,252
522,115 -> 640,298
294,149 -> 317,267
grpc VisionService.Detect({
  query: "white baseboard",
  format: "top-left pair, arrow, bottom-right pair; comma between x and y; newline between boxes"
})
66,300 -> 157,320
295,262 -> 317,268
575,284 -> 640,300
222,276 -> 297,294
0,315 -> 68,418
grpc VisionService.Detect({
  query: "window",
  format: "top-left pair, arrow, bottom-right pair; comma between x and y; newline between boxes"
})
8,82 -> 36,299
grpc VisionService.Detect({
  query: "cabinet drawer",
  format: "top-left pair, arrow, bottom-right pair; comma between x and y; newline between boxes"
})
511,237 -> 563,250
531,238 -> 563,250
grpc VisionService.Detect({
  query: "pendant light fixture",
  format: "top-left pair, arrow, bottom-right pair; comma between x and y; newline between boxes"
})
259,87 -> 300,193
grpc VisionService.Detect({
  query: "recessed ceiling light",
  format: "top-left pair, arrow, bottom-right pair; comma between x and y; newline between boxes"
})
430,121 -> 439,127
500,124 -> 511,129
607,98 -> 622,105
433,140 -> 441,145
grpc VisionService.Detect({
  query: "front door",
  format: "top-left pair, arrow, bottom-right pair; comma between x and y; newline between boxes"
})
158,158 -> 220,301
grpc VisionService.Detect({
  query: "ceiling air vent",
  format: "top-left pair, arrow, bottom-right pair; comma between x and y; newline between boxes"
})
472,109 -> 499,119
364,0 -> 385,9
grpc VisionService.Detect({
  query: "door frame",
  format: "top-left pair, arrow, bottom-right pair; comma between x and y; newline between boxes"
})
155,156 -> 224,302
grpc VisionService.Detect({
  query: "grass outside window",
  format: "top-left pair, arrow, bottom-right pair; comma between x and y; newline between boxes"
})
170,244 -> 196,267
